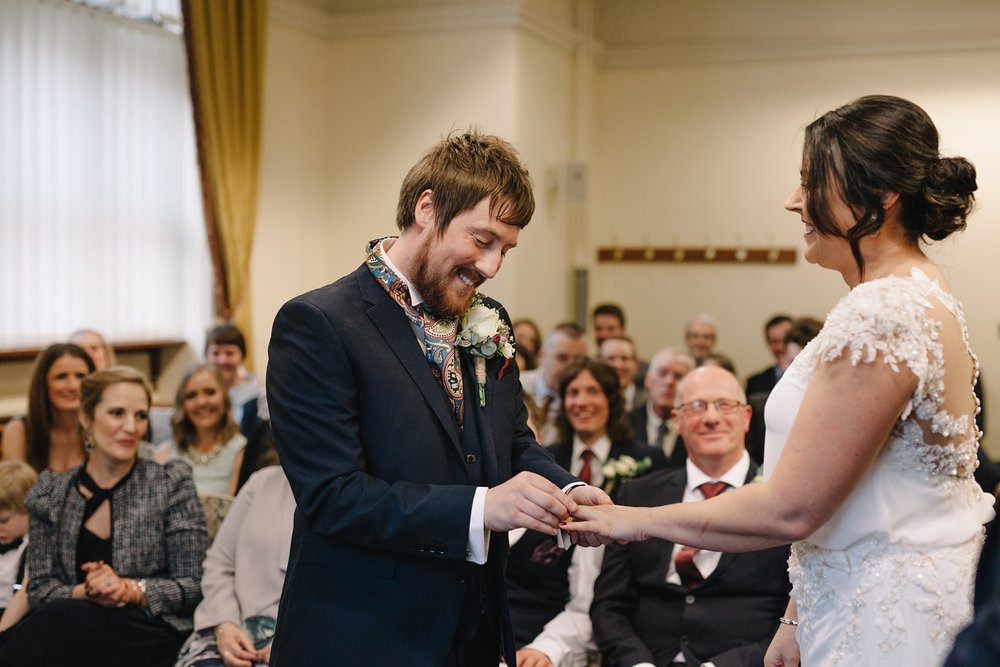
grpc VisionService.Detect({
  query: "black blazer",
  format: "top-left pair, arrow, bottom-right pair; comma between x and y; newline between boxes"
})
545,439 -> 667,499
628,406 -> 687,468
266,264 -> 577,667
745,366 -> 779,397
591,465 -> 791,667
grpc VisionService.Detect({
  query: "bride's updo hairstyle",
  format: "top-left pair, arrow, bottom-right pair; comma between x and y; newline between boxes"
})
802,94 -> 977,277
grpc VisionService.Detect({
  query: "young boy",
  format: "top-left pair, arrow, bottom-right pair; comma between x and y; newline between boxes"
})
0,460 -> 36,623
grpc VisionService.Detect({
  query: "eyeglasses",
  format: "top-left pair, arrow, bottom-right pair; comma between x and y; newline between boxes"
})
676,399 -> 746,416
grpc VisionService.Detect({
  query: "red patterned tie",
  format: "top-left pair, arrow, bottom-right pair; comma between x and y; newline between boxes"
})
674,481 -> 730,588
578,449 -> 594,485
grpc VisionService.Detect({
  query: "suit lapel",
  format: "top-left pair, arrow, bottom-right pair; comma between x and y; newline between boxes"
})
357,268 -> 462,455
657,472 -> 687,582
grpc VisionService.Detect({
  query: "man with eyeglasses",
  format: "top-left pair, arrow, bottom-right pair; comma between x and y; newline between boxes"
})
591,366 -> 791,667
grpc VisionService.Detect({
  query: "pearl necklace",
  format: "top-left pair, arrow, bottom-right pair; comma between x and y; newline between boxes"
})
186,443 -> 224,465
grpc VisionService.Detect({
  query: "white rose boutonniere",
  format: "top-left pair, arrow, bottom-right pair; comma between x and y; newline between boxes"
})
600,455 -> 653,493
457,293 -> 515,407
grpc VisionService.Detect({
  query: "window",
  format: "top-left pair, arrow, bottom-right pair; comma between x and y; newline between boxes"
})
0,0 -> 211,349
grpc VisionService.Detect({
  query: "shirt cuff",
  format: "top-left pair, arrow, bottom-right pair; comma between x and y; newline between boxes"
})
467,486 -> 490,564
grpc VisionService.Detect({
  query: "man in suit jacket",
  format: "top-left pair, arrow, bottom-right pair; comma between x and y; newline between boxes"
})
599,336 -> 648,412
744,315 -> 792,397
629,348 -> 694,469
521,323 -> 588,445
266,131 -> 611,667
591,366 -> 791,667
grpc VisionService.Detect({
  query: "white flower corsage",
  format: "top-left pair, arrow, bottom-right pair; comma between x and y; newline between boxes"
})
601,455 -> 653,493
456,293 -> 515,407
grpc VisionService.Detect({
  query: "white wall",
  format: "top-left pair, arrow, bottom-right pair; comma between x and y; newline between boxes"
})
591,49 -> 1000,451
250,2 -> 1000,453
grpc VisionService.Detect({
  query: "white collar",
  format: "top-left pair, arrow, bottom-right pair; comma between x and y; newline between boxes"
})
685,449 -> 751,493
572,433 -> 613,464
646,402 -> 668,429
380,238 -> 426,308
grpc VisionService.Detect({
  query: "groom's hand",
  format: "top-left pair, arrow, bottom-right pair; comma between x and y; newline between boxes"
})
484,472 -> 577,535
565,485 -> 616,547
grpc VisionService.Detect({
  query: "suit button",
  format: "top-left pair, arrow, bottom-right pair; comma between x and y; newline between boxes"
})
685,594 -> 695,605
680,635 -> 689,645
454,575 -> 465,584
465,454 -> 477,464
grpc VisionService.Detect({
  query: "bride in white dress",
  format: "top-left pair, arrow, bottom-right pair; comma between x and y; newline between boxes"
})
563,95 -> 994,666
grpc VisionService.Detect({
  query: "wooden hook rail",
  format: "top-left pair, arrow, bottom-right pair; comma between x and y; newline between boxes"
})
596,246 -> 797,264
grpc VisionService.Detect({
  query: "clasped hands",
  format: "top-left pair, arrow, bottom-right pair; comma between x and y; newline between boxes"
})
78,561 -> 144,607
483,471 -> 619,547
215,621 -> 271,667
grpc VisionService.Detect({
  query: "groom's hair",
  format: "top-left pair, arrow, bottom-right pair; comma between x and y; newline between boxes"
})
395,129 -> 535,235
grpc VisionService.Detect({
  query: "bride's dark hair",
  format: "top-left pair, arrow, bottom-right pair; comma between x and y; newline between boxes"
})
802,95 -> 977,278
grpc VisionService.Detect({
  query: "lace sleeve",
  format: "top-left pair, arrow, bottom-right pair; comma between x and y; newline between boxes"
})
810,278 -> 937,399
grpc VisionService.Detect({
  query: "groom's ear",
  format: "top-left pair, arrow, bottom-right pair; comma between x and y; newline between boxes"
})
413,190 -> 436,233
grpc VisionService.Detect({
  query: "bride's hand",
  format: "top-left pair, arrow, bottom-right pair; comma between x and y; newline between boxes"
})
764,623 -> 800,667
561,504 -> 649,544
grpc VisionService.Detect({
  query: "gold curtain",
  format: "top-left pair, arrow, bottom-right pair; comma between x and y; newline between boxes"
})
182,0 -> 267,369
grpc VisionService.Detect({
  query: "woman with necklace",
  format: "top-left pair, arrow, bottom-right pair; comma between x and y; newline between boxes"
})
0,366 -> 208,666
1,343 -> 96,473
155,364 -> 247,497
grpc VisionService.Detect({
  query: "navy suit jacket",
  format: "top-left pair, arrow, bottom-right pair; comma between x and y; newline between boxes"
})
591,465 -> 790,667
266,264 -> 576,666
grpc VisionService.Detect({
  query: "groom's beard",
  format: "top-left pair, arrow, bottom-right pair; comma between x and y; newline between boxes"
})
411,236 -> 482,318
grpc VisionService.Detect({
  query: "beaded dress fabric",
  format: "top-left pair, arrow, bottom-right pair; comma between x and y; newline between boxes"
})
763,268 -> 995,666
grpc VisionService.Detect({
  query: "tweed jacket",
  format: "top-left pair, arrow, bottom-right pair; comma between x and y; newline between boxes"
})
25,459 -> 208,633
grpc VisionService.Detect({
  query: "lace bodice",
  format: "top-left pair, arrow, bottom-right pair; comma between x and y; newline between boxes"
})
763,267 -> 993,550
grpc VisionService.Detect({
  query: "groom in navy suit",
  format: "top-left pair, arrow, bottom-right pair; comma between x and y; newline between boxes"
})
266,131 -> 611,666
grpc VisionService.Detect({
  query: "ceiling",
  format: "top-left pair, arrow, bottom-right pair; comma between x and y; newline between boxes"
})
296,0 -> 1000,52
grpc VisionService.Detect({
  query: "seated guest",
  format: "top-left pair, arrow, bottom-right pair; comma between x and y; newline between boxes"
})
175,465 -> 295,667
1,343 -> 96,472
504,360 -> 661,667
701,352 -> 737,375
592,303 -> 648,387
592,303 -> 626,349
746,316 -> 824,464
683,314 -> 718,366
154,364 -> 247,497
0,461 -> 36,624
521,323 -> 588,444
777,317 -> 824,370
590,366 -> 790,667
235,401 -> 280,493
744,315 -> 793,397
599,336 -> 647,412
69,329 -> 117,371
545,359 -> 666,498
0,366 -> 208,667
205,323 -> 260,427
629,348 -> 694,467
513,317 -> 543,370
